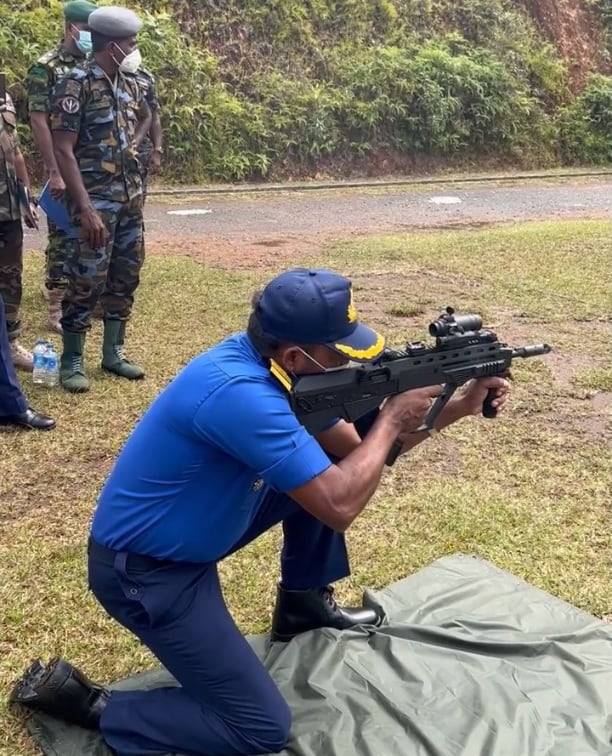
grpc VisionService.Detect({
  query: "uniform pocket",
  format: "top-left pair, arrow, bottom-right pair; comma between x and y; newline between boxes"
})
123,560 -> 211,630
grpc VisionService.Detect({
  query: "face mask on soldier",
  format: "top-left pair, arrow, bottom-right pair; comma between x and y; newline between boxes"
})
111,43 -> 142,74
71,25 -> 92,54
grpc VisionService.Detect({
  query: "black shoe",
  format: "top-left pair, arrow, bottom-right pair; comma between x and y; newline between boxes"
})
270,584 -> 384,642
9,658 -> 109,730
0,407 -> 56,430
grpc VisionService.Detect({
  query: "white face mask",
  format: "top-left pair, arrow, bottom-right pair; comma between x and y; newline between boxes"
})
112,45 -> 142,74
295,346 -> 351,374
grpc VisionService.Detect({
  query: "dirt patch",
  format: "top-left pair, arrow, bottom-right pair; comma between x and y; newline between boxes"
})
147,230 -> 350,269
523,0 -> 608,87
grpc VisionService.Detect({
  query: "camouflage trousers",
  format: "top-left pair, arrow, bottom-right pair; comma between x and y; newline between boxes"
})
0,219 -> 24,340
62,196 -> 144,333
45,218 -> 71,290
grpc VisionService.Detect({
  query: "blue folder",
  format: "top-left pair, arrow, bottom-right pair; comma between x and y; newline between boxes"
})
38,181 -> 78,236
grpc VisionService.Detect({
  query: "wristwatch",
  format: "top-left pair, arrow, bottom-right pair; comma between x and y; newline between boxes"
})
153,146 -> 163,155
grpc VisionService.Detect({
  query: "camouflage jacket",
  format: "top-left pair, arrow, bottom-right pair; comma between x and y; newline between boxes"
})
26,43 -> 87,114
132,67 -> 160,157
0,94 -> 21,223
50,60 -> 147,203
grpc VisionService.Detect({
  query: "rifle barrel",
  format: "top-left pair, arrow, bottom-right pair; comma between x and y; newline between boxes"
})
512,344 -> 552,358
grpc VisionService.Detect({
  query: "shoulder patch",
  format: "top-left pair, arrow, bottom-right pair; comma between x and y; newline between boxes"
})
63,79 -> 83,97
60,96 -> 80,114
28,63 -> 49,78
37,48 -> 60,66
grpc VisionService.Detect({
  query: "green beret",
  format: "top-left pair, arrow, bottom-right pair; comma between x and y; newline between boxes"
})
63,0 -> 98,23
88,6 -> 142,38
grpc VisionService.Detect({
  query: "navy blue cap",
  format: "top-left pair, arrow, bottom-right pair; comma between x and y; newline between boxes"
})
258,268 -> 385,362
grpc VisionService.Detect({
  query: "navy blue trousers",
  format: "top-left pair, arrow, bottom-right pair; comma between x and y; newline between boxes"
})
0,293 -> 27,418
89,490 -> 350,755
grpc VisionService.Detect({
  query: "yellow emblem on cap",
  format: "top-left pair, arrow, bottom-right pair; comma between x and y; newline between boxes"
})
347,287 -> 357,324
334,332 -> 386,360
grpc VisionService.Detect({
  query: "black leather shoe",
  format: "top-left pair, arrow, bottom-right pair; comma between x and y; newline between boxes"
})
9,658 -> 109,730
270,584 -> 384,642
0,407 -> 56,431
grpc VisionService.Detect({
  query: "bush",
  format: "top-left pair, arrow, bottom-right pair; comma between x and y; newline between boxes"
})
558,74 -> 612,164
0,0 -> 606,181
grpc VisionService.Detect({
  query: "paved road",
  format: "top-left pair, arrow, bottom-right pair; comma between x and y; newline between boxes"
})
24,178 -> 612,251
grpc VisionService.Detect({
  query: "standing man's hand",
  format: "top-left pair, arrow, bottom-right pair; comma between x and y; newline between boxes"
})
23,202 -> 39,229
80,205 -> 109,249
150,149 -> 162,173
49,168 -> 66,199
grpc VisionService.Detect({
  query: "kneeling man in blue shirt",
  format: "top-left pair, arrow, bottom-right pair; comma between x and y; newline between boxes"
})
12,268 -> 510,755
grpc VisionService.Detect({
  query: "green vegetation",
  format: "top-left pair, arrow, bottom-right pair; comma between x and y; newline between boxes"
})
2,218 -> 611,754
1,0 -> 610,181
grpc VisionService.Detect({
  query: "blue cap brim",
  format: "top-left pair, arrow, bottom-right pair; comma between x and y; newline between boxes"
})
327,322 -> 386,363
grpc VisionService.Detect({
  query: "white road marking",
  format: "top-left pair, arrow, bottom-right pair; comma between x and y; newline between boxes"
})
166,208 -> 213,216
428,196 -> 462,205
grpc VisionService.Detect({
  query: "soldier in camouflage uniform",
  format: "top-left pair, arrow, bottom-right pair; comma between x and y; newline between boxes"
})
50,6 -> 151,393
26,0 -> 98,334
90,65 -> 161,321
0,92 -> 40,372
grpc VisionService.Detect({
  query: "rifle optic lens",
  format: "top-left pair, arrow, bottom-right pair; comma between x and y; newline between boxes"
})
429,313 -> 483,337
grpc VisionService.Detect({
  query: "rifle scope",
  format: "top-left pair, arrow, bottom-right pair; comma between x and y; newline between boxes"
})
429,307 -> 483,338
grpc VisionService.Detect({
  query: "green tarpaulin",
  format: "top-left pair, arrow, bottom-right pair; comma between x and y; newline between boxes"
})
25,554 -> 612,755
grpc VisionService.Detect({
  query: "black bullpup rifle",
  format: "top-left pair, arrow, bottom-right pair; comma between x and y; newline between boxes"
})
290,307 -> 551,463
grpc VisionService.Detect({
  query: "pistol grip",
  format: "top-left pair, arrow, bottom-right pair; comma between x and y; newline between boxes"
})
482,388 -> 498,418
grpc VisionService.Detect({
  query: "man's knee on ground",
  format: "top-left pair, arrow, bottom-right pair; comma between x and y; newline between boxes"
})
231,701 -> 292,754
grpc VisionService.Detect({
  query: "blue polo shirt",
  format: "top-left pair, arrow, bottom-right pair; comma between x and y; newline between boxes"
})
90,333 -> 332,562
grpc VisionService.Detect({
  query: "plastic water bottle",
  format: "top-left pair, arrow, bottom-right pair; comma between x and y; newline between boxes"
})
44,342 -> 59,386
32,340 -> 47,385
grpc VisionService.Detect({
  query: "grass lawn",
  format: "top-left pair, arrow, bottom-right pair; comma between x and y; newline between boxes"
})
1,219 -> 611,755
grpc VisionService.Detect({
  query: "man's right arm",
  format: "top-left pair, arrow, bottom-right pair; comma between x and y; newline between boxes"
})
26,63 -> 64,192
53,131 -> 108,249
288,385 -> 444,532
52,129 -> 88,208
50,79 -> 109,248
30,112 -> 62,175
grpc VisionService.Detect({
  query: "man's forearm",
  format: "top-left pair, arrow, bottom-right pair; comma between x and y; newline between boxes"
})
53,143 -> 90,209
133,104 -> 152,148
30,113 -> 61,174
150,112 -> 162,150
14,149 -> 32,189
312,410 -> 407,531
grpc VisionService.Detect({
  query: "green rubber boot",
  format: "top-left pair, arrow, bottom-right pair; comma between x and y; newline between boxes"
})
101,320 -> 145,380
60,331 -> 90,393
